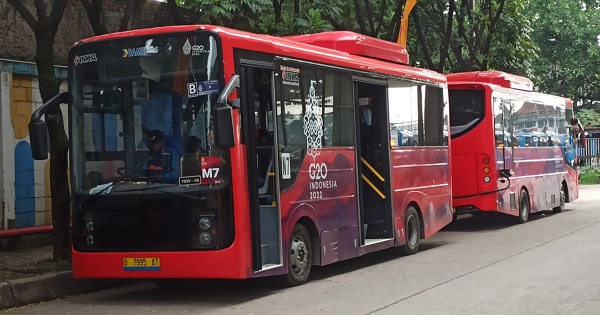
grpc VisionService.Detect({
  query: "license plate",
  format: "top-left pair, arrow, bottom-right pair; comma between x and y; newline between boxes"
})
123,258 -> 161,271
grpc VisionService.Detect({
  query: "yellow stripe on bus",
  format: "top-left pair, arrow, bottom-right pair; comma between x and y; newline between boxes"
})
360,157 -> 385,182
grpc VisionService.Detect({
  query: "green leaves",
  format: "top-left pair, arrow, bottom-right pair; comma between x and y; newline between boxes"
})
575,109 -> 600,128
295,9 -> 333,34
173,0 -> 598,121
526,0 -> 600,114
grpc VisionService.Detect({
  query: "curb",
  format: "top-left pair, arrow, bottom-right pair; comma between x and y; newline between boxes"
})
0,271 -> 124,310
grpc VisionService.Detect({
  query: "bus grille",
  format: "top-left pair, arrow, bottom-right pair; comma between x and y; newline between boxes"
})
93,210 -> 193,251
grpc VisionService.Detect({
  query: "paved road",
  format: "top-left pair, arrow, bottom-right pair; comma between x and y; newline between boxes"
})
5,185 -> 600,315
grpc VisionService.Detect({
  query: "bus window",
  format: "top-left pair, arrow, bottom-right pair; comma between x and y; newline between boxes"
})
276,62 -> 354,190
449,89 -> 484,138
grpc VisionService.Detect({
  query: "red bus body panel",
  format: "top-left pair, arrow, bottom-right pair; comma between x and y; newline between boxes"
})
390,148 -> 453,238
71,25 -> 450,279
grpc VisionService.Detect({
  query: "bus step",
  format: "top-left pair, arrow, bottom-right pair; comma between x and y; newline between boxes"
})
366,228 -> 389,239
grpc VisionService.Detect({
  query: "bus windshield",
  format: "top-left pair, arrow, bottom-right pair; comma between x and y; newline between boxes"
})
449,89 -> 485,137
69,33 -> 226,194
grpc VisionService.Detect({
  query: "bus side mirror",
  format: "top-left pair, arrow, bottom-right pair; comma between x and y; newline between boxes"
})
214,75 -> 240,149
28,92 -> 68,160
215,106 -> 234,149
29,119 -> 49,160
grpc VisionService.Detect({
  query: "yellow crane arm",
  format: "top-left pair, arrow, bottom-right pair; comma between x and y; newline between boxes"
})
397,0 -> 417,47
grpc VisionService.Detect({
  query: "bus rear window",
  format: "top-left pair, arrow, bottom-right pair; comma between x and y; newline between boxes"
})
449,89 -> 485,138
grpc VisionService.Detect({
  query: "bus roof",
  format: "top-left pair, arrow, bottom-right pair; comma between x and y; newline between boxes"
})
284,31 -> 410,65
447,71 -> 533,91
72,25 -> 446,85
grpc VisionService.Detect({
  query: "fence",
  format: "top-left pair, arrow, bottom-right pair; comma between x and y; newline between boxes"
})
578,138 -> 600,167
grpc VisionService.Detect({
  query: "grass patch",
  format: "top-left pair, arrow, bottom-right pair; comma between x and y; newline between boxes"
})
579,167 -> 600,185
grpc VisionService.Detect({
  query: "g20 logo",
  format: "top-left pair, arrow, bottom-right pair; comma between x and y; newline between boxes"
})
309,163 -> 328,180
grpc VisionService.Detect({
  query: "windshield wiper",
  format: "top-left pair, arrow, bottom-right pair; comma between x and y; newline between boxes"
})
79,177 -> 204,210
78,176 -> 158,209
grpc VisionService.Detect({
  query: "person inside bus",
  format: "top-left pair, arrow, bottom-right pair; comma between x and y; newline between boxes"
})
146,129 -> 166,177
564,144 -> 575,166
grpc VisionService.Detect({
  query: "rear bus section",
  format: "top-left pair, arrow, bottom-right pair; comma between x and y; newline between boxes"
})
448,71 -> 580,222
448,85 -> 499,215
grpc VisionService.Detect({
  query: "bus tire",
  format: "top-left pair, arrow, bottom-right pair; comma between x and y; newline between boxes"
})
399,206 -> 420,255
553,184 -> 566,213
285,224 -> 312,286
516,189 -> 530,224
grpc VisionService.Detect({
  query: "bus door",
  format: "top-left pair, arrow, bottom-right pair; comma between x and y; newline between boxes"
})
493,96 -> 515,207
354,80 -> 393,245
240,64 -> 282,272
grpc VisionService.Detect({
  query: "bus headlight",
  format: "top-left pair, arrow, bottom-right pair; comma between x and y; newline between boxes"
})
199,232 -> 212,245
86,220 -> 94,233
199,217 -> 211,230
86,235 -> 95,246
483,176 -> 491,183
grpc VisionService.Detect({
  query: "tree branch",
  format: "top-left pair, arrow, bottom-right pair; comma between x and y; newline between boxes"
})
120,0 -> 137,31
353,0 -> 368,34
323,14 -> 344,30
455,0 -> 480,69
436,0 -> 455,72
385,0 -> 405,42
363,0 -> 376,36
80,0 -> 92,11
49,0 -> 69,30
482,0 -> 506,68
413,9 -> 434,69
374,0 -> 387,36
6,0 -> 38,29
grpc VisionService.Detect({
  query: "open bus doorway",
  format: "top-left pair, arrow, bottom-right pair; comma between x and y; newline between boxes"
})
355,82 -> 393,245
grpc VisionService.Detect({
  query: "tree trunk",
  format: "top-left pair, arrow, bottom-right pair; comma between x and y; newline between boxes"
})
81,0 -> 109,35
7,0 -> 69,262
273,0 -> 282,24
166,0 -> 186,26
34,31 -> 71,262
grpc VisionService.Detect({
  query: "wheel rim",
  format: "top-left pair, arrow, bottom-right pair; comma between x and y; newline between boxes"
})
407,214 -> 419,246
290,235 -> 308,276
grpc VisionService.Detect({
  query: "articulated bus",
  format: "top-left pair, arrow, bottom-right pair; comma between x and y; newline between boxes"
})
448,71 -> 581,223
29,25 -> 453,285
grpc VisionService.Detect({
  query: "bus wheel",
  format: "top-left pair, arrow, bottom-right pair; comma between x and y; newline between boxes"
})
553,184 -> 566,213
399,206 -> 420,255
285,224 -> 312,286
516,189 -> 530,224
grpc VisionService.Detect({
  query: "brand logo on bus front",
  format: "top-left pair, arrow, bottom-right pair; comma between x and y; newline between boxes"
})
122,47 -> 147,58
74,53 -> 97,65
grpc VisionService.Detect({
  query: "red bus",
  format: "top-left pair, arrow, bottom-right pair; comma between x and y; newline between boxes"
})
29,25 -> 453,285
448,71 -> 581,223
